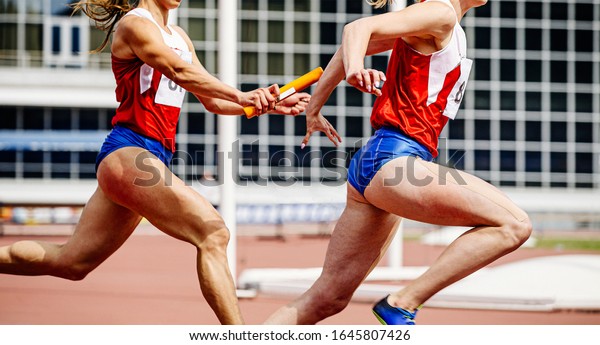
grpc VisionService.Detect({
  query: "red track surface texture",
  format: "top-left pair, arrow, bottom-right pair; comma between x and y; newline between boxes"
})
1,230 -> 599,325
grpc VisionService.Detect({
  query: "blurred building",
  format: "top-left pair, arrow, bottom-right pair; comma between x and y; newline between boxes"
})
0,0 -> 598,191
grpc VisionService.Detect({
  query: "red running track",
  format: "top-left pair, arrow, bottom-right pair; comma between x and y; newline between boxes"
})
1,227 -> 599,325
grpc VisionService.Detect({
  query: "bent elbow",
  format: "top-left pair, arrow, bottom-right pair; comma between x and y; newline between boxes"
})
168,63 -> 196,91
433,6 -> 457,35
169,69 -> 186,88
342,20 -> 362,41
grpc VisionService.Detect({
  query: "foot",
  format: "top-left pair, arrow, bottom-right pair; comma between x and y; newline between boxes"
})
372,295 -> 418,325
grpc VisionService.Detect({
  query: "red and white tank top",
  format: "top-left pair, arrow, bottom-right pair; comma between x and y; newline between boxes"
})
111,8 -> 192,152
370,0 -> 472,157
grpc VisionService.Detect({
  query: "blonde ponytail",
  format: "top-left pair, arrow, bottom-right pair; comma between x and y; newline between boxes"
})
367,0 -> 426,8
366,0 -> 392,9
71,0 -> 138,53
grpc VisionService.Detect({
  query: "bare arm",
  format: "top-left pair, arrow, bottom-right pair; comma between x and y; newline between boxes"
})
197,91 -> 311,116
300,39 -> 395,147
112,17 -> 277,113
186,52 -> 251,115
342,1 -> 455,91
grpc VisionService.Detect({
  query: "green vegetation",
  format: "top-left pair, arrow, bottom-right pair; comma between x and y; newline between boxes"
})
534,237 -> 600,252
404,230 -> 600,252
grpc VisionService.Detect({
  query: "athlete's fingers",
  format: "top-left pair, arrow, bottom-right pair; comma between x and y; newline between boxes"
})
268,86 -> 279,110
257,88 -> 270,110
277,92 -> 307,109
370,69 -> 382,89
379,71 -> 387,83
284,92 -> 311,114
298,98 -> 309,112
324,129 -> 338,147
330,125 -> 342,143
360,69 -> 373,93
247,90 -> 264,112
348,70 -> 364,89
292,104 -> 305,114
325,122 -> 341,146
296,92 -> 311,103
280,105 -> 301,116
366,69 -> 382,96
267,84 -> 280,101
301,130 -> 313,149
372,85 -> 383,97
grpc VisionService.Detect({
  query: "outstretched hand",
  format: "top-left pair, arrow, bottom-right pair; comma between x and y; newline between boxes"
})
346,68 -> 386,96
301,112 -> 342,148
270,92 -> 311,116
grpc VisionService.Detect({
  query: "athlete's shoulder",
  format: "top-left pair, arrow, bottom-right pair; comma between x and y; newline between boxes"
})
112,14 -> 161,59
412,0 -> 457,33
117,14 -> 159,37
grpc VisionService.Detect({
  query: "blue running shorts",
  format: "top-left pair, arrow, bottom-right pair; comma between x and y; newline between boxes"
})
347,127 -> 433,195
95,125 -> 173,172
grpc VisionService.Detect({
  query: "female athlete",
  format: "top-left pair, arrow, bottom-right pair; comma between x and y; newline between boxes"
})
0,0 -> 309,325
265,0 -> 532,325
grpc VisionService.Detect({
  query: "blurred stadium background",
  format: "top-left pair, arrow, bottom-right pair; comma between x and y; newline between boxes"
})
1,0 -> 599,231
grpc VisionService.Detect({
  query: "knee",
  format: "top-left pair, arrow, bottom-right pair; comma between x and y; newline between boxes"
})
307,287 -> 353,320
501,214 -> 533,249
196,220 -> 230,254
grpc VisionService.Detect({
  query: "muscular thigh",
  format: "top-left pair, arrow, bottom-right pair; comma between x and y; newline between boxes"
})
364,156 -> 527,227
97,147 -> 223,244
317,185 -> 400,289
59,187 -> 142,268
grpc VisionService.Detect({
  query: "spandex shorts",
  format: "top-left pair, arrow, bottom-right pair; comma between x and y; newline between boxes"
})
347,126 -> 433,195
95,125 -> 173,172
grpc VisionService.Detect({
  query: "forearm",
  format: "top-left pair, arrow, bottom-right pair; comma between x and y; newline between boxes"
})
306,48 -> 345,116
195,95 -> 245,115
174,66 -> 243,106
341,19 -> 371,75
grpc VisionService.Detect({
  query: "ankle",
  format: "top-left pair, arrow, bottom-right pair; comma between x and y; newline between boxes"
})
387,294 -> 420,313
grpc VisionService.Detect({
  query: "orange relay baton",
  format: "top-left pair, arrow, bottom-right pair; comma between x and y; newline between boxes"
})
244,67 -> 324,118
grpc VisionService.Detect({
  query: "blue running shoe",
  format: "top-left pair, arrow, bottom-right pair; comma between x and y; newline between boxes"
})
372,296 -> 418,325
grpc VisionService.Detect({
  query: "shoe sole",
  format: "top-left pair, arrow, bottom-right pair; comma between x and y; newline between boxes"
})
372,310 -> 388,325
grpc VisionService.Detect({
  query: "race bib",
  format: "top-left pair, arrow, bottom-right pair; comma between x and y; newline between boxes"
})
443,57 -> 473,120
155,50 -> 193,108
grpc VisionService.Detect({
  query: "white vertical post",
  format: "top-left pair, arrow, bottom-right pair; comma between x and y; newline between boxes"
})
386,0 -> 406,269
217,0 -> 238,282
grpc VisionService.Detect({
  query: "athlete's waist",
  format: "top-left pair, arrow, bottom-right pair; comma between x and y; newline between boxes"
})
373,124 -> 439,157
374,125 -> 424,144
110,125 -> 163,144
376,125 -> 409,136
374,126 -> 428,146
111,121 -> 176,152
